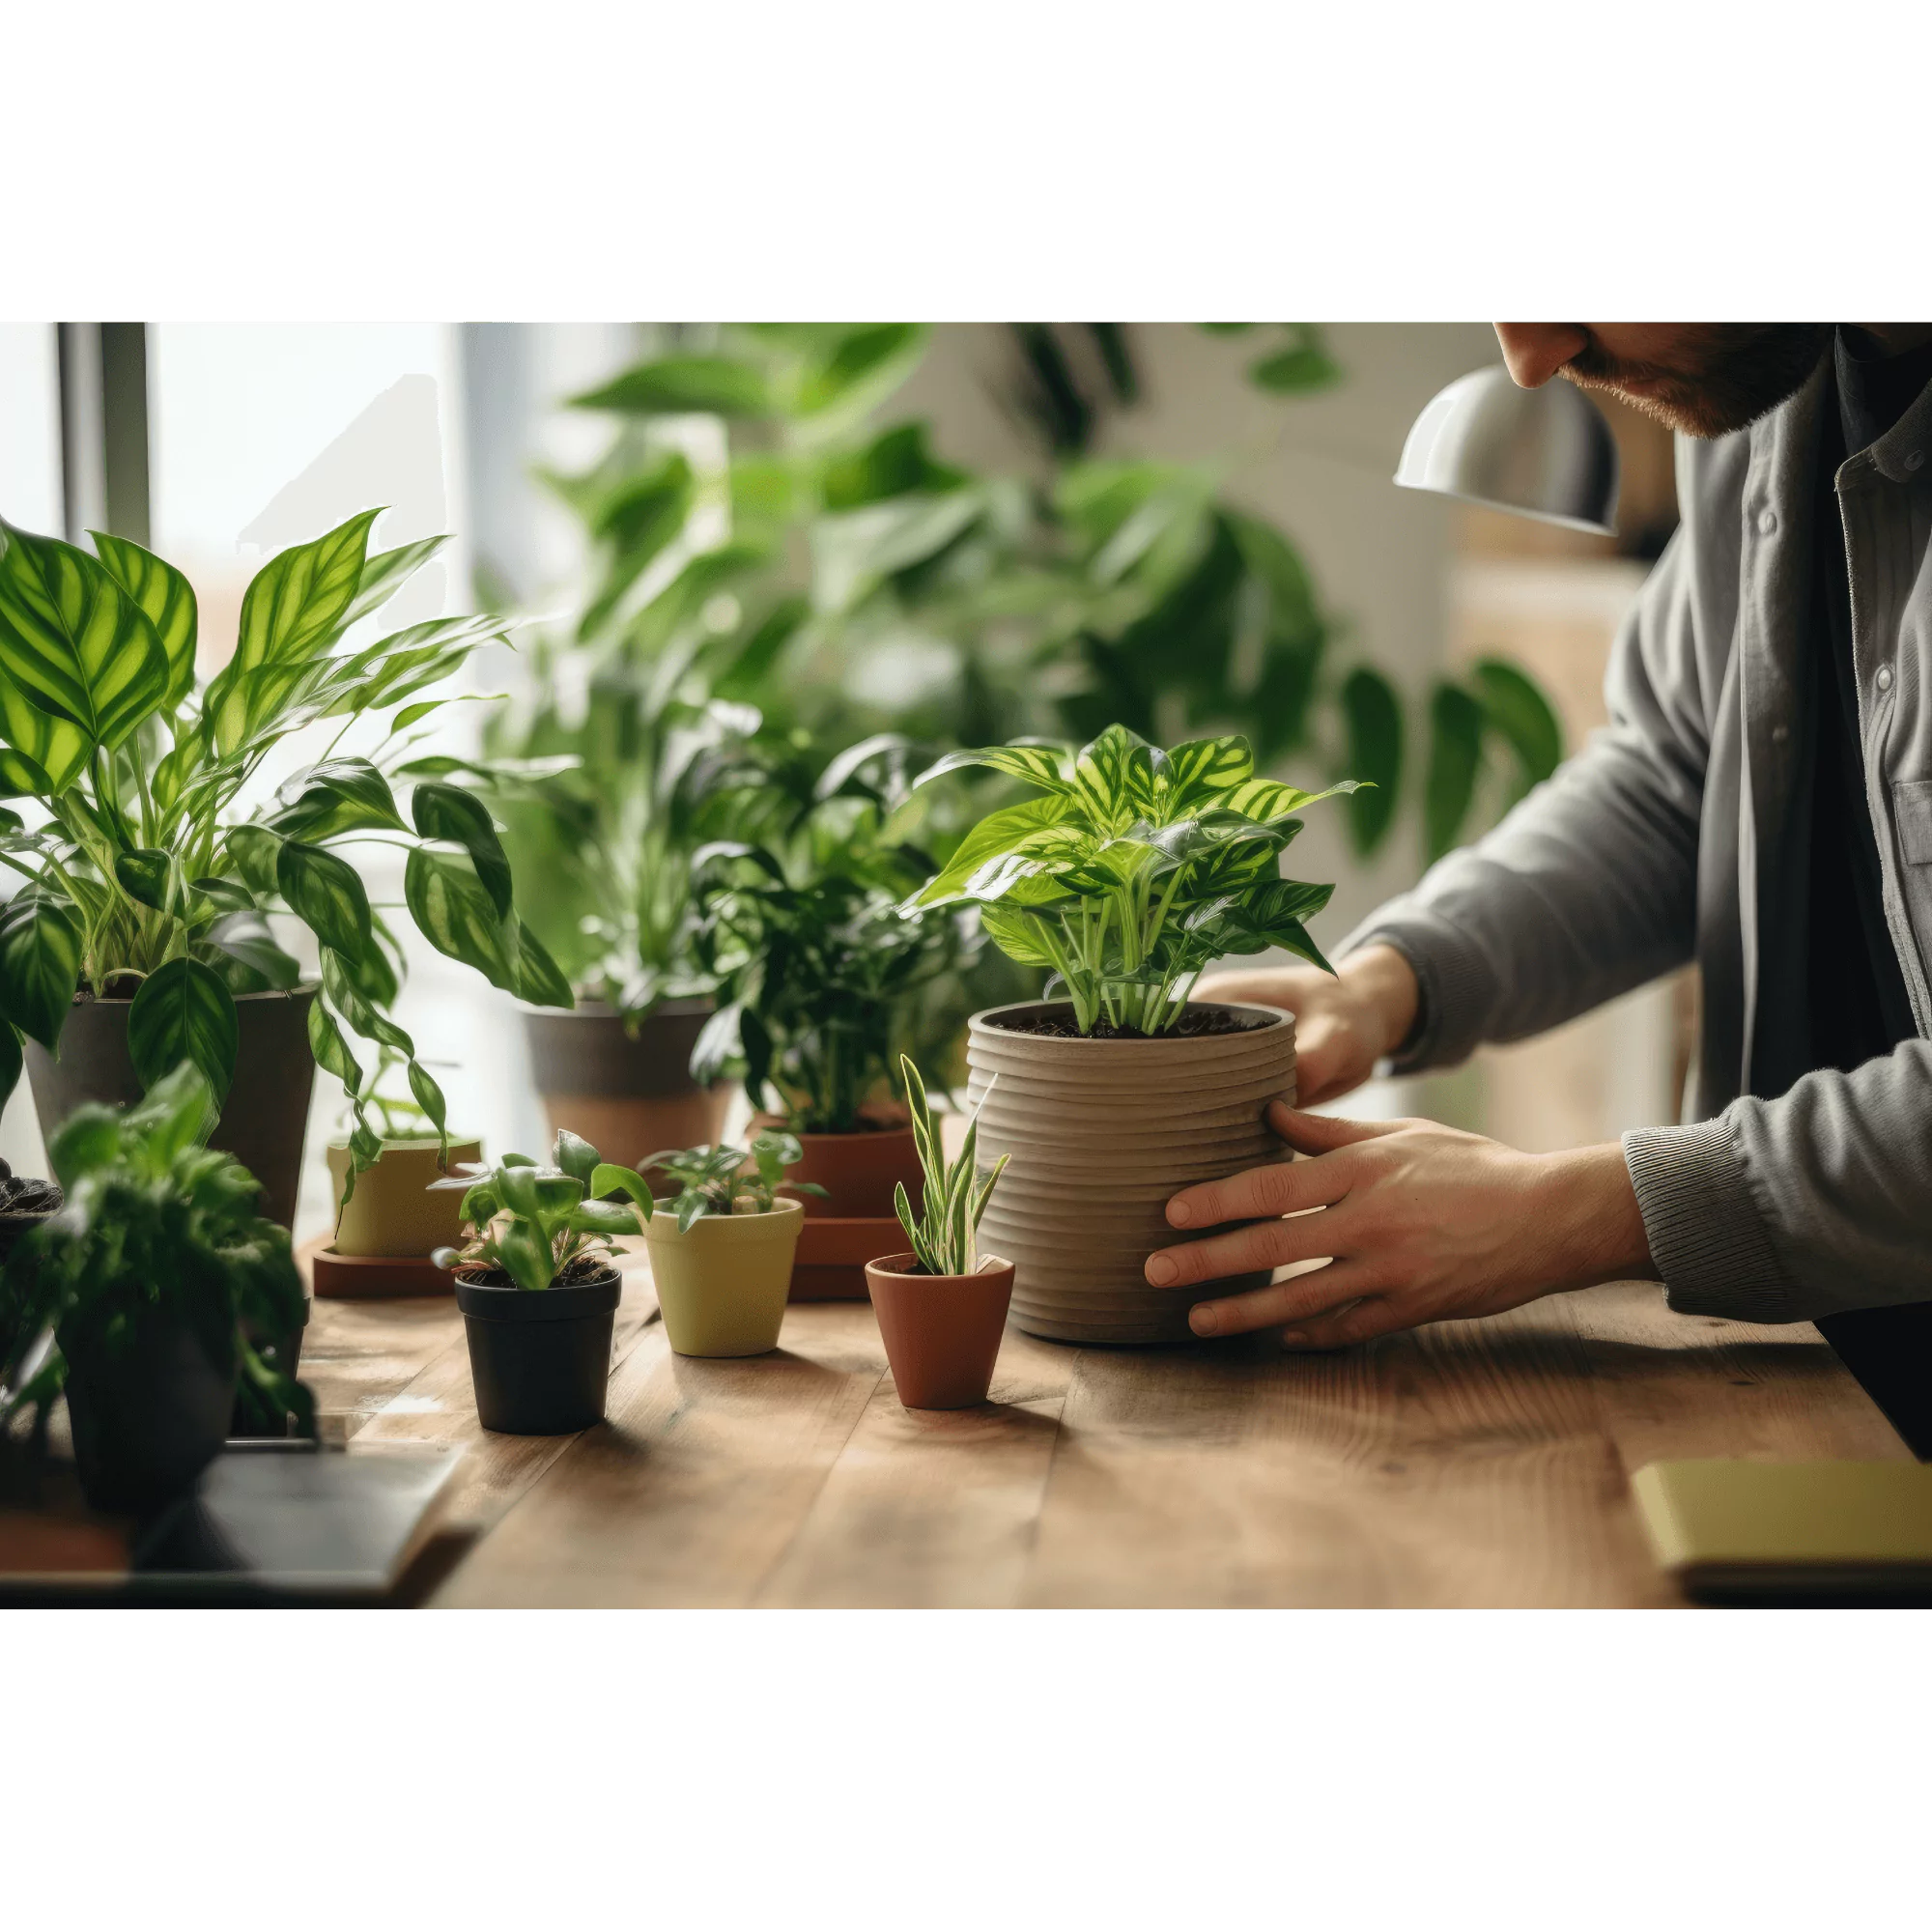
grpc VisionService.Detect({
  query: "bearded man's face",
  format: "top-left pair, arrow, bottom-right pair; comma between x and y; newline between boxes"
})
1492,324 -> 1831,437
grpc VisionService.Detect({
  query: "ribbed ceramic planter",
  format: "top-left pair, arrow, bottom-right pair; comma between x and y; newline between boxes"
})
965,1000 -> 1295,1346
523,1000 -> 728,1174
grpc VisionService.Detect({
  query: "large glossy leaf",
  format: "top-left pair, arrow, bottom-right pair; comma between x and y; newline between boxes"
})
979,903 -> 1063,969
203,911 -> 302,991
114,847 -> 176,914
572,356 -> 771,417
1425,682 -> 1487,861
914,743 -> 1072,796
127,956 -> 240,1097
1158,734 -> 1253,810
0,895 -> 81,1049
89,530 -> 199,708
404,846 -> 516,989
204,509 -> 380,754
270,756 -> 407,839
226,824 -> 285,898
907,796 -> 1075,906
0,745 -> 60,798
411,782 -> 512,917
276,838 -> 374,959
1339,666 -> 1403,856
1072,724 -> 1158,825
0,520 -> 170,754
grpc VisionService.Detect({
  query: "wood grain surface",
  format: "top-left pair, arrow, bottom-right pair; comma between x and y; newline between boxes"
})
286,1241 -> 1910,1608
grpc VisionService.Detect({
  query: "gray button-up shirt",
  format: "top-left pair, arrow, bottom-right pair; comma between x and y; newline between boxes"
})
1346,354 -> 1932,1323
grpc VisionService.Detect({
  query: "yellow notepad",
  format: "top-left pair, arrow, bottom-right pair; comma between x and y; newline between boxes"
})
1633,1460 -> 1932,1603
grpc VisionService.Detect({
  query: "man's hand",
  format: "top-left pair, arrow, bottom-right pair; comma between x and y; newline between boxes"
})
1145,1102 -> 1655,1347
1199,943 -> 1419,1108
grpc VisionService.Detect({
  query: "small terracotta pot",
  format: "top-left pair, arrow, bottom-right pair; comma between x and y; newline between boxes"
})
643,1196 -> 804,1357
866,1252 -> 1015,1410
751,1115 -> 922,1219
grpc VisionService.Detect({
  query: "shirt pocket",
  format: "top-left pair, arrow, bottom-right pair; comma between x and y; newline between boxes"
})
1895,781 -> 1932,867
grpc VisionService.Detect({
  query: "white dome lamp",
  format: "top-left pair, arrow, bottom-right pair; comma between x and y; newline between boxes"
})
1393,364 -> 1620,536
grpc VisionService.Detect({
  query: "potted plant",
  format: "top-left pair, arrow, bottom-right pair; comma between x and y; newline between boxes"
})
866,1055 -> 1014,1409
905,724 -> 1354,1344
0,510 -> 574,1229
316,1047 -> 482,1299
431,1129 -> 641,1434
601,1131 -> 819,1357
688,755 -> 977,1297
0,1063 -> 312,1513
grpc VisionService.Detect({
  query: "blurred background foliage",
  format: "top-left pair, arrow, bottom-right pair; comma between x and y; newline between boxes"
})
483,322 -> 1563,1009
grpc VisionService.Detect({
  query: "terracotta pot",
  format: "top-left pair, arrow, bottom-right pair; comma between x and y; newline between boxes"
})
524,1000 -> 728,1175
750,1116 -> 922,1219
866,1252 -> 1015,1409
965,999 -> 1295,1346
324,1134 -> 482,1258
25,987 -> 318,1230
642,1196 -> 803,1357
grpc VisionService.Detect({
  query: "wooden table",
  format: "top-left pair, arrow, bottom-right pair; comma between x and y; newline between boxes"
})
300,1246 -> 1911,1608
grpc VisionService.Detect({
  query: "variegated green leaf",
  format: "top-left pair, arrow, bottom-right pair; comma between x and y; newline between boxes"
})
404,845 -> 516,989
307,997 -> 364,1094
339,535 -> 449,632
1072,724 -> 1158,826
411,781 -> 512,917
1159,734 -> 1254,810
913,742 -> 1073,796
0,894 -> 81,1049
203,911 -> 301,990
0,520 -> 169,754
227,824 -> 285,897
89,530 -> 199,708
114,847 -> 175,913
276,838 -> 374,959
127,956 -> 239,1096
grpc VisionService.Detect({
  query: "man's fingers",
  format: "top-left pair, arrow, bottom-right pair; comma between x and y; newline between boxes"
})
1164,1145 -> 1353,1231
1146,1205 -> 1353,1289
1185,1261 -> 1378,1338
1265,1100 -> 1401,1155
1279,1295 -> 1408,1351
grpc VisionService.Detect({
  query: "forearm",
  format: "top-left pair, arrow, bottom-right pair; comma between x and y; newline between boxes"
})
1535,1142 -> 1657,1292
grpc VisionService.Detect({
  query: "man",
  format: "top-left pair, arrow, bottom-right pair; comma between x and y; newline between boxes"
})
1150,324 -> 1932,1444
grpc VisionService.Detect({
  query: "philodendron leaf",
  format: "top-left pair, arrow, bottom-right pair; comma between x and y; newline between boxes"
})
509,923 -> 574,1009
277,839 -> 374,960
270,755 -> 407,839
411,782 -> 512,917
307,998 -> 364,1095
913,742 -> 1073,796
127,956 -> 240,1097
554,1130 -> 599,1184
338,535 -> 449,633
0,519 -> 170,754
404,847 -> 516,990
89,530 -> 199,709
1339,666 -> 1403,857
0,894 -> 81,1049
227,825 -> 285,898
408,1059 -> 448,1137
203,911 -> 302,991
1424,681 -> 1486,862
589,1163 -> 654,1220
0,745 -> 60,798
114,847 -> 176,914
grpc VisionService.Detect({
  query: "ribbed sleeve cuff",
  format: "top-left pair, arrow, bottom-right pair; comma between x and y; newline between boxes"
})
1622,1117 -> 1801,1323
1339,913 -> 1498,1073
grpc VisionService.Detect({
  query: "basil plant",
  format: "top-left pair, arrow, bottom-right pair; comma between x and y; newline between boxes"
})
0,512 -> 573,1190
905,724 -> 1355,1036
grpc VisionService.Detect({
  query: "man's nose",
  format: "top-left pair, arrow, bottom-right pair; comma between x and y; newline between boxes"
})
1492,324 -> 1591,388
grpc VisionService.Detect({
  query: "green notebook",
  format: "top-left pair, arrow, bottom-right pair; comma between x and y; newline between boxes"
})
1633,1459 -> 1932,1604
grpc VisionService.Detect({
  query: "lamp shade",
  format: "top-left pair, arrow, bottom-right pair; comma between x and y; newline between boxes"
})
1394,365 -> 1620,536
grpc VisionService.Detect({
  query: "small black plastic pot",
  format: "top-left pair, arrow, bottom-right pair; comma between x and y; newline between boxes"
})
61,1311 -> 238,1517
456,1269 -> 621,1435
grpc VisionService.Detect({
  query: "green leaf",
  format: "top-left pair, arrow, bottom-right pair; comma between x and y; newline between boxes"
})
509,923 -> 574,1009
404,846 -> 515,989
1248,327 -> 1342,396
276,838 -> 374,959
1424,682 -> 1487,862
319,949 -> 412,1051
0,746 -> 59,797
0,894 -> 81,1049
979,902 -> 1062,969
907,796 -> 1075,908
126,956 -> 240,1097
914,742 -> 1072,796
553,1130 -> 599,1183
1339,667 -> 1403,856
203,911 -> 302,991
0,519 -> 170,753
113,847 -> 176,914
571,356 -> 771,417
411,781 -> 512,917
227,824 -> 285,897
307,998 -> 364,1094
588,1163 -> 654,1221
89,530 -> 199,709
0,1021 -> 19,1114
339,535 -> 449,633
270,756 -> 408,839
567,1200 -> 639,1236
408,1058 -> 448,1135
795,324 -> 923,418
1472,658 -> 1563,802
1159,735 -> 1254,810
1072,724 -> 1158,824
189,877 -> 256,915
493,1218 -> 556,1292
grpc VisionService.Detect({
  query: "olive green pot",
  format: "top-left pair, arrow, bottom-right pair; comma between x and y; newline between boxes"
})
642,1197 -> 804,1358
326,1136 -> 482,1258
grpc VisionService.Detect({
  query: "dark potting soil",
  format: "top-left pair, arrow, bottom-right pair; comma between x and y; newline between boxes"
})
0,1158 -> 62,1216
459,1256 -> 617,1291
985,1003 -> 1277,1041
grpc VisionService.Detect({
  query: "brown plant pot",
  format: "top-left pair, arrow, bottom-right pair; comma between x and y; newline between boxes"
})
524,1000 -> 727,1176
25,987 -> 318,1231
866,1253 -> 1016,1409
965,999 -> 1296,1347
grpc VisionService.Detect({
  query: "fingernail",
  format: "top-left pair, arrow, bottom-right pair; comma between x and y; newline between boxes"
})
1190,1304 -> 1219,1335
1145,1252 -> 1178,1286
1279,1328 -> 1309,1347
1167,1199 -> 1192,1227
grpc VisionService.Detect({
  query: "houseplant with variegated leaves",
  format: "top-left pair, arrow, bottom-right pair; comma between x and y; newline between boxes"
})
0,510 -> 574,1226
905,724 -> 1345,1345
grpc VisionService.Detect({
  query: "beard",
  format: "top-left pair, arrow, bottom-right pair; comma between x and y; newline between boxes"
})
1560,324 -> 1832,438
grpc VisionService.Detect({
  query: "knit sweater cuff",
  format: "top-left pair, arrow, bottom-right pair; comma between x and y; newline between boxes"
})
1622,1117 -> 1801,1322
1339,912 -> 1498,1073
